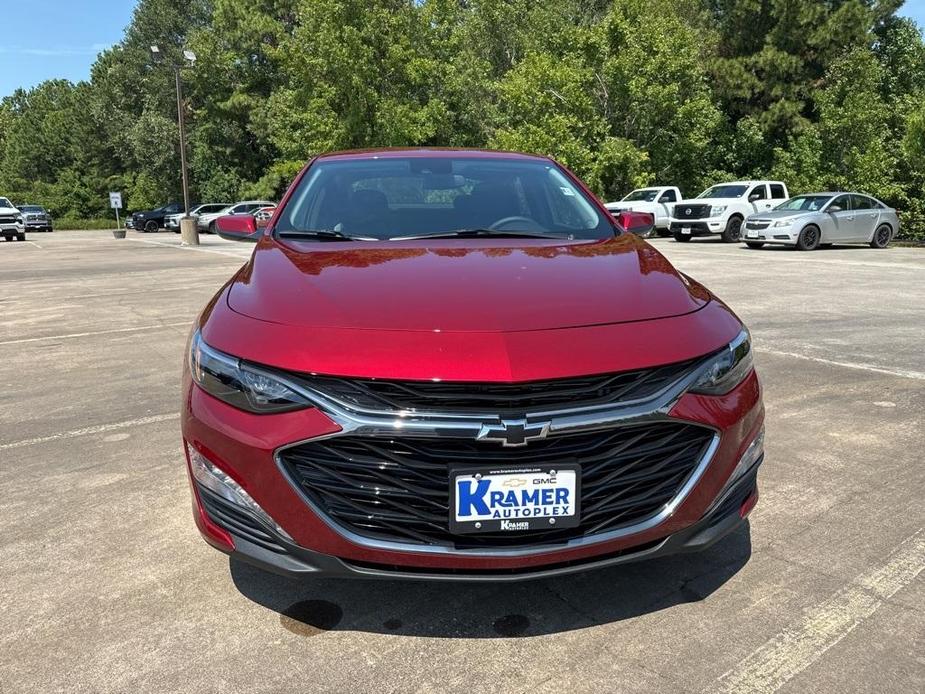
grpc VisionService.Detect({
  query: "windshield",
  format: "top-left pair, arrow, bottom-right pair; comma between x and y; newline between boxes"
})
621,189 -> 658,202
19,205 -> 43,212
775,195 -> 833,212
276,156 -> 613,240
698,185 -> 748,199
0,198 -> 13,208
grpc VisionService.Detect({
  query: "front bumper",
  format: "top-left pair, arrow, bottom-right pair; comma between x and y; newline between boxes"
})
743,226 -> 797,245
197,464 -> 760,581
182,366 -> 764,580
669,220 -> 724,236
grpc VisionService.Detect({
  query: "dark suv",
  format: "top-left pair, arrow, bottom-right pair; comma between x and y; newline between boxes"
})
131,203 -> 185,233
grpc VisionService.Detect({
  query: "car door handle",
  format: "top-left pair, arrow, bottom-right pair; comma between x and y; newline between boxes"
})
845,216 -> 855,220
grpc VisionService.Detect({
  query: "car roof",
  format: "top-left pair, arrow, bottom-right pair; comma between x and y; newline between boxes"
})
314,147 -> 551,163
711,180 -> 786,186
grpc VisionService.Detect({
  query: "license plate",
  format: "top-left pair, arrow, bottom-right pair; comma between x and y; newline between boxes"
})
681,226 -> 691,234
746,230 -> 759,238
449,464 -> 581,534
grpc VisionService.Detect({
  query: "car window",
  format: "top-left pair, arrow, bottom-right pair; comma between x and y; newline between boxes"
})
829,195 -> 851,211
749,185 -> 768,200
622,189 -> 659,202
698,185 -> 748,199
851,195 -> 873,210
776,195 -> 832,211
279,156 -> 612,240
659,190 -> 677,202
0,198 -> 11,207
769,184 -> 786,199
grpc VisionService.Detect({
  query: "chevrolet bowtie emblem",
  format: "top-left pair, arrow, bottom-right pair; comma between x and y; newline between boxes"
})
477,418 -> 550,447
503,478 -> 528,487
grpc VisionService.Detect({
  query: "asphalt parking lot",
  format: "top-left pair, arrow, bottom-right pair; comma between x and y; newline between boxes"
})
1,230 -> 923,693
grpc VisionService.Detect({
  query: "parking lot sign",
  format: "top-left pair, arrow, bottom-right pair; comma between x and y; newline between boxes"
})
109,192 -> 123,230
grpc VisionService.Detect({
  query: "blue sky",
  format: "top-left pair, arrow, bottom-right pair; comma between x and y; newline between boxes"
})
0,0 -> 134,98
1,0 -> 925,99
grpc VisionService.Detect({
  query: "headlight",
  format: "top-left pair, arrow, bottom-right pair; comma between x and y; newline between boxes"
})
189,330 -> 311,413
15,215 -> 23,225
709,206 -> 726,217
689,330 -> 753,395
773,219 -> 792,227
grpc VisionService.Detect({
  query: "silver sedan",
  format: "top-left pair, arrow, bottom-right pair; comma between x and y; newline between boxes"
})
742,193 -> 899,250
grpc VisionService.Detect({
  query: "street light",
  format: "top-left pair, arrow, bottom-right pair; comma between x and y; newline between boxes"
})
150,45 -> 198,245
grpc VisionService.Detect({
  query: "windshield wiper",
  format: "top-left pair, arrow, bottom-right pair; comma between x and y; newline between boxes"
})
391,228 -> 570,241
277,229 -> 371,241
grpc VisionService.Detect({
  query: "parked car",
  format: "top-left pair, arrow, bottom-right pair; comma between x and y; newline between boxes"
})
605,186 -> 680,237
16,204 -> 53,232
0,197 -> 25,241
165,203 -> 230,232
670,181 -> 789,242
182,148 -> 765,582
253,205 -> 276,229
132,203 -> 184,233
197,200 -> 275,233
743,192 -> 898,251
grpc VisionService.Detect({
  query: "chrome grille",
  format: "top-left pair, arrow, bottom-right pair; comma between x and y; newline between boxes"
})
279,422 -> 715,548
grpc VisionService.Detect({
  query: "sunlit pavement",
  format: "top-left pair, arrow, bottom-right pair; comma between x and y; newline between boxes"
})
1,230 -> 923,693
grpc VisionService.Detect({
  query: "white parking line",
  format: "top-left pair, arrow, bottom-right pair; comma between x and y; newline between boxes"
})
0,322 -> 190,346
714,529 -> 925,694
757,348 -> 925,381
127,236 -> 249,258
0,413 -> 180,450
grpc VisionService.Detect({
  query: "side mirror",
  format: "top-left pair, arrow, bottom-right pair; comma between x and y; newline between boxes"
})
618,210 -> 655,236
827,205 -> 842,213
215,214 -> 260,242
748,194 -> 760,202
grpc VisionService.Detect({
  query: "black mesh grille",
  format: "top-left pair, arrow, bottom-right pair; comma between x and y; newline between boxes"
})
745,220 -> 770,230
199,486 -> 287,554
279,422 -> 715,548
291,359 -> 700,415
673,204 -> 711,220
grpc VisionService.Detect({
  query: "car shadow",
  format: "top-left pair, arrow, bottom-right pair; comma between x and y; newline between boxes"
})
229,523 -> 752,639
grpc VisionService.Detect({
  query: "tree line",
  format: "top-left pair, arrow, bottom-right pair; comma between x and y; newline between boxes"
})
1,0 -> 924,238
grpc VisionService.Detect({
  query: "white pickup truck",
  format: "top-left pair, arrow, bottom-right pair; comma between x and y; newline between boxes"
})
0,197 -> 25,242
604,186 -> 681,237
669,181 -> 789,242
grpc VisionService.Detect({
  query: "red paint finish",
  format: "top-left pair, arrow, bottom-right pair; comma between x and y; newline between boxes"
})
181,148 -> 765,575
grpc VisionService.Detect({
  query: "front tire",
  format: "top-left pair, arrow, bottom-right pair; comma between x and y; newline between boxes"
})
17,233 -> 25,241
656,227 -> 671,238
207,221 -> 216,234
796,225 -> 821,251
721,216 -> 743,243
870,224 -> 891,249
144,220 -> 158,233
745,242 -> 764,249
673,231 -> 691,242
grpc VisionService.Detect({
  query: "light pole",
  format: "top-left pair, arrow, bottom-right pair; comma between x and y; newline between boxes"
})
151,45 -> 199,245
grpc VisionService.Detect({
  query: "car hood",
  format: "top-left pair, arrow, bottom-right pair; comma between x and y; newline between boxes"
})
748,209 -> 807,220
226,235 -> 710,332
607,201 -> 659,211
676,198 -> 741,207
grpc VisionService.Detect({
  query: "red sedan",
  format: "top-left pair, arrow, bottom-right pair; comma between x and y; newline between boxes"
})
183,148 -> 764,581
